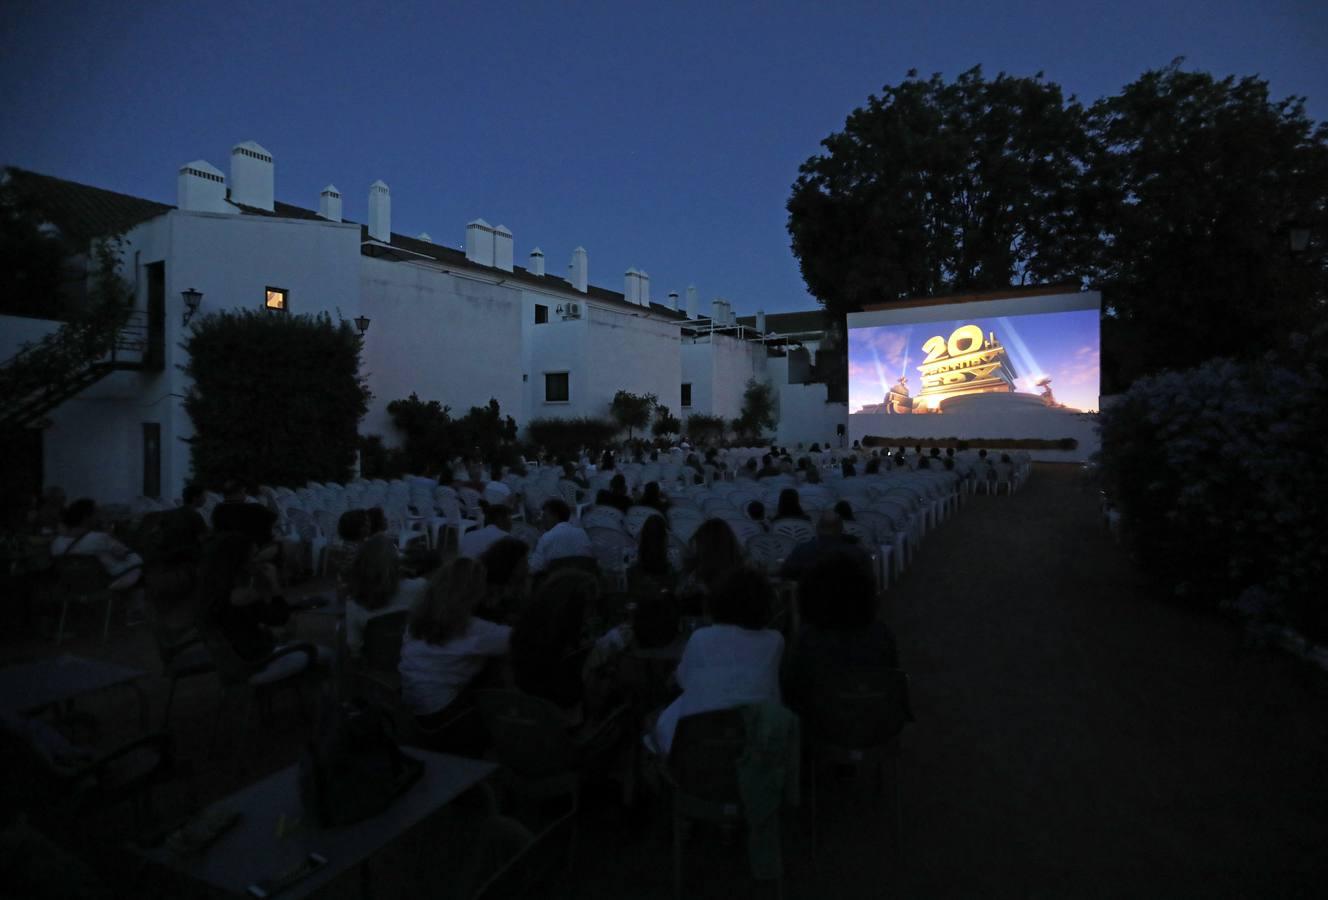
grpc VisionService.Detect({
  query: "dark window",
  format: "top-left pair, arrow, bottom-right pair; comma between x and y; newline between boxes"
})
145,262 -> 165,370
265,287 -> 288,312
681,383 -> 692,407
545,372 -> 569,403
535,304 -> 548,324
142,423 -> 161,499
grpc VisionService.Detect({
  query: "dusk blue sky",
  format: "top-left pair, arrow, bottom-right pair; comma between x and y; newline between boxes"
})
3,1 -> 1325,316
849,309 -> 1101,413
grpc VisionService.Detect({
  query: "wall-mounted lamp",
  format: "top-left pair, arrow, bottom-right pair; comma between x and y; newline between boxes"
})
181,288 -> 203,326
354,315 -> 371,336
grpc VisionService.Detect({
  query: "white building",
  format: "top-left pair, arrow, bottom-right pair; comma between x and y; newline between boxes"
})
2,143 -> 844,505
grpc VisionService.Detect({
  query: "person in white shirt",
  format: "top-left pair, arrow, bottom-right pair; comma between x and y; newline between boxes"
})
343,535 -> 429,657
459,505 -> 515,560
527,498 -> 593,574
50,499 -> 143,589
399,557 -> 511,728
483,461 -> 514,510
653,565 -> 784,756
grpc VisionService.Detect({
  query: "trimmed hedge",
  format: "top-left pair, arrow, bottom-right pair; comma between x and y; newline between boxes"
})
184,310 -> 370,488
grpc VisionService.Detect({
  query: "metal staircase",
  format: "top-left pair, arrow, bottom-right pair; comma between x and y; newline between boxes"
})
1,309 -> 154,429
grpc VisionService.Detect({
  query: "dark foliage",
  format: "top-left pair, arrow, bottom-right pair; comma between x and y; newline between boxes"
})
684,413 -> 726,445
525,417 -> 620,459
732,379 -> 777,441
183,310 -> 370,488
651,403 -> 682,437
609,390 -> 656,439
384,395 -> 519,473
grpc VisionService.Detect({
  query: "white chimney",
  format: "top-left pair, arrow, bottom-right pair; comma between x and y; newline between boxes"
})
368,180 -> 391,242
639,270 -> 651,306
668,291 -> 679,312
417,232 -> 433,243
493,224 -> 513,272
624,268 -> 641,304
756,309 -> 766,334
318,184 -> 342,222
229,141 -> 274,211
711,298 -> 724,324
529,248 -> 545,276
724,301 -> 735,326
686,285 -> 699,318
465,219 -> 495,266
569,247 -> 588,293
177,160 -> 230,213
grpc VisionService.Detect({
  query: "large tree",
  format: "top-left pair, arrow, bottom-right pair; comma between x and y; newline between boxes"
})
1087,61 -> 1328,378
787,66 -> 1094,321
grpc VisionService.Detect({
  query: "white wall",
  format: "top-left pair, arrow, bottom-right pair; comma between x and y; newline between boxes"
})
680,334 -> 764,425
39,209 -> 365,504
777,384 -> 847,447
527,302 -> 681,425
0,314 -> 61,358
849,400 -> 1100,462
361,258 -> 524,442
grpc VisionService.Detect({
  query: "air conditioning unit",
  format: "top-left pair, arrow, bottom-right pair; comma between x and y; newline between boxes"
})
562,302 -> 581,318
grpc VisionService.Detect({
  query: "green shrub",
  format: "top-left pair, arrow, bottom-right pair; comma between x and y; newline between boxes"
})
384,395 -> 519,473
183,310 -> 370,488
1098,327 -> 1328,641
652,403 -> 682,438
526,417 -> 619,459
685,413 -> 726,445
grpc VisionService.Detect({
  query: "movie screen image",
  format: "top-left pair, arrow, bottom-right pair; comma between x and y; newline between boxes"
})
848,308 -> 1100,416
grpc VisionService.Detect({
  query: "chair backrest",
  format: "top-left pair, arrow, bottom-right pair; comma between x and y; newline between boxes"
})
806,666 -> 911,751
745,533 -> 796,574
669,707 -> 746,812
580,506 -> 625,531
475,690 -> 581,777
624,505 -> 663,538
362,610 -> 409,675
771,519 -> 814,544
724,518 -> 764,545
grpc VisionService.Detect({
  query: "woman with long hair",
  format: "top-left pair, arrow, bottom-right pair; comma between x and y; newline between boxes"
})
344,536 -> 428,657
677,518 -> 744,615
399,557 -> 510,729
510,569 -> 599,714
774,488 -> 810,521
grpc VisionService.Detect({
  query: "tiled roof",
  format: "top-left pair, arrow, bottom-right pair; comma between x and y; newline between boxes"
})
4,168 -> 172,247
360,226 -> 689,320
5,168 -> 688,320
734,309 -> 828,335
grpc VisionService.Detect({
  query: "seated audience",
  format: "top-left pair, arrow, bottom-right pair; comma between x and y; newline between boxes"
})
778,509 -> 873,583
638,481 -> 671,514
755,455 -> 782,480
528,498 -> 593,574
477,536 -> 530,623
737,458 -> 759,480
510,569 -> 598,715
833,500 -> 856,522
211,480 -> 277,548
628,515 -> 676,595
784,553 -> 900,726
483,462 -> 513,509
746,500 -> 769,530
677,517 -> 745,615
774,488 -> 810,521
197,531 -> 293,663
158,484 -> 209,567
459,504 -> 514,559
399,558 -> 510,729
344,536 -> 429,657
51,499 -> 143,591
652,566 -> 783,755
595,473 -> 633,513
841,459 -> 858,478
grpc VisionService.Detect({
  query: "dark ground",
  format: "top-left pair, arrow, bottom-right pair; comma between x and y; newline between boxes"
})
4,463 -> 1325,898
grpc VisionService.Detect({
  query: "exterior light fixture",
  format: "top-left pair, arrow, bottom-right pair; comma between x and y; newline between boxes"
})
555,304 -> 565,316
181,288 -> 203,326
354,315 -> 371,335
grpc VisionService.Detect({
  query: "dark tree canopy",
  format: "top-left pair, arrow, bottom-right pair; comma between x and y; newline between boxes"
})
609,390 -> 657,439
788,66 -> 1094,321
1087,62 -> 1328,376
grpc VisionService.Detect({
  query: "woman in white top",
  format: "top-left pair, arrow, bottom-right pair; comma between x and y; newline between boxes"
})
50,498 -> 143,589
343,535 -> 429,657
399,557 -> 511,728
653,565 -> 784,756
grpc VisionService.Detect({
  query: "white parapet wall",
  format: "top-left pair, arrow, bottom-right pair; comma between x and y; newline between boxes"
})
849,392 -> 1100,461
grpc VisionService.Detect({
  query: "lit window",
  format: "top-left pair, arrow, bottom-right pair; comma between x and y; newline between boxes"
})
681,383 -> 692,407
265,287 -> 288,312
545,372 -> 569,403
